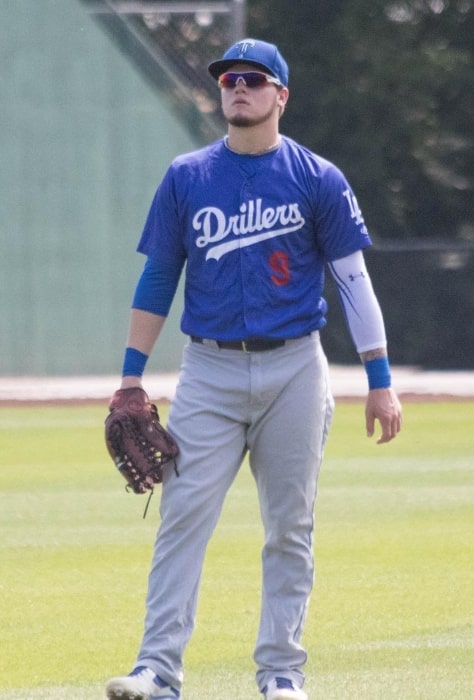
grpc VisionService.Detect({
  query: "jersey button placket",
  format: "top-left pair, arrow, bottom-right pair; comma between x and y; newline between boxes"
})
239,176 -> 260,336
241,248 -> 260,335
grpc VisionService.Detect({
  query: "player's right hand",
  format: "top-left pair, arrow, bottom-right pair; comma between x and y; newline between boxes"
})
365,387 -> 402,444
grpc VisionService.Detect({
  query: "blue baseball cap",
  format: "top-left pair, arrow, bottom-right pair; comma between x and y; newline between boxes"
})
208,38 -> 289,87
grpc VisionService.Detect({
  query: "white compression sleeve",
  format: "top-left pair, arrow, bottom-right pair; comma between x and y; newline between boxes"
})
328,250 -> 387,354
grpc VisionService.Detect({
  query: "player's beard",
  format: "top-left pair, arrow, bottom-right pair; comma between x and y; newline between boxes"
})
225,102 -> 277,128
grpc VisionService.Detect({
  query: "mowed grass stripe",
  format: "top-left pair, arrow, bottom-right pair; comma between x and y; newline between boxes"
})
0,401 -> 473,699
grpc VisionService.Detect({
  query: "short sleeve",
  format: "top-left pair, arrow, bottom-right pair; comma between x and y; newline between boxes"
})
314,163 -> 372,262
137,166 -> 186,265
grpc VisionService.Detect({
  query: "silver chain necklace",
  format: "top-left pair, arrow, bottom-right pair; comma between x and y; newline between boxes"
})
224,136 -> 281,156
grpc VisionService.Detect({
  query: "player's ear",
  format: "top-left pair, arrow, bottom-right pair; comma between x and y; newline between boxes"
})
277,87 -> 289,116
278,87 -> 289,105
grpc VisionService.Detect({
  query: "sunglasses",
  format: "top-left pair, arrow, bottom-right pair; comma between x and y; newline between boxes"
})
217,71 -> 282,89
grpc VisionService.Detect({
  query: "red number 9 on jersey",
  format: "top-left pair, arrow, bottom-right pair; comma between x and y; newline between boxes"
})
269,251 -> 290,286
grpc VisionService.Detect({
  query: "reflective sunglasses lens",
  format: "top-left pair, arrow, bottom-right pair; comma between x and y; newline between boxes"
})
244,73 -> 270,87
218,72 -> 269,88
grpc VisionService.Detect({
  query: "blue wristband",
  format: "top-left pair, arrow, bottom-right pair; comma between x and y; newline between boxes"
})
364,356 -> 391,390
122,347 -> 149,377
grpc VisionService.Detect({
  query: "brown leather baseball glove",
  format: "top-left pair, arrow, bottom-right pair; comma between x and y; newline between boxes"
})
105,387 -> 179,495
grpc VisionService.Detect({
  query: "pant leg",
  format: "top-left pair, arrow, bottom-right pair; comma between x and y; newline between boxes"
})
247,334 -> 334,691
136,342 -> 251,688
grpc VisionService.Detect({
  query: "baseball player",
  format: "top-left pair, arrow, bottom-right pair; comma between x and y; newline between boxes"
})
105,38 -> 402,700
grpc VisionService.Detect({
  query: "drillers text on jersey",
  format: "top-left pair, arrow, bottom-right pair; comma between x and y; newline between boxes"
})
193,198 -> 305,261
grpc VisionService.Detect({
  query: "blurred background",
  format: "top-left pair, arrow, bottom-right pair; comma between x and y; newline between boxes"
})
1,0 -> 473,376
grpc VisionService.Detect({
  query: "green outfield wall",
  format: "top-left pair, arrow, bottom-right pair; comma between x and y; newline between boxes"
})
0,0 -> 203,376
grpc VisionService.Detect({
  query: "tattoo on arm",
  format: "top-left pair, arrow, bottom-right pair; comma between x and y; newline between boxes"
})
360,347 -> 387,362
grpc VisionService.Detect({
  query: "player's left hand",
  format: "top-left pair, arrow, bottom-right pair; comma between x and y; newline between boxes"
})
365,387 -> 402,444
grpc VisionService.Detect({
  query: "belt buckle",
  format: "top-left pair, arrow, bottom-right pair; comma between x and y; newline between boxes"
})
241,341 -> 248,352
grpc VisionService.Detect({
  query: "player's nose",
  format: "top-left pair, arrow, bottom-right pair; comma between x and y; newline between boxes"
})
234,77 -> 248,92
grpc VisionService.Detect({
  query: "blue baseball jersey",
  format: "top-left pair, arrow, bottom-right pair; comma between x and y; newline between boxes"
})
137,135 -> 372,340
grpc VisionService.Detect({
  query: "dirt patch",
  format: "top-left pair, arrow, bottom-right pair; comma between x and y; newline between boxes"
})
1,392 -> 472,408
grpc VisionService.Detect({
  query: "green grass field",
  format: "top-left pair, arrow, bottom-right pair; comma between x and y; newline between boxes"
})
1,401 -> 473,699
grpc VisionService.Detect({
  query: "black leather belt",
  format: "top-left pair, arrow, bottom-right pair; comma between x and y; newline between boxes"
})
191,336 -> 286,352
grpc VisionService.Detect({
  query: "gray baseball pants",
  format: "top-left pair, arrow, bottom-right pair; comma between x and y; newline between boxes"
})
135,332 -> 334,692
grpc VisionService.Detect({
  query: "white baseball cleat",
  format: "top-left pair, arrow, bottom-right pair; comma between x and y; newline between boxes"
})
105,665 -> 180,699
263,676 -> 308,700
